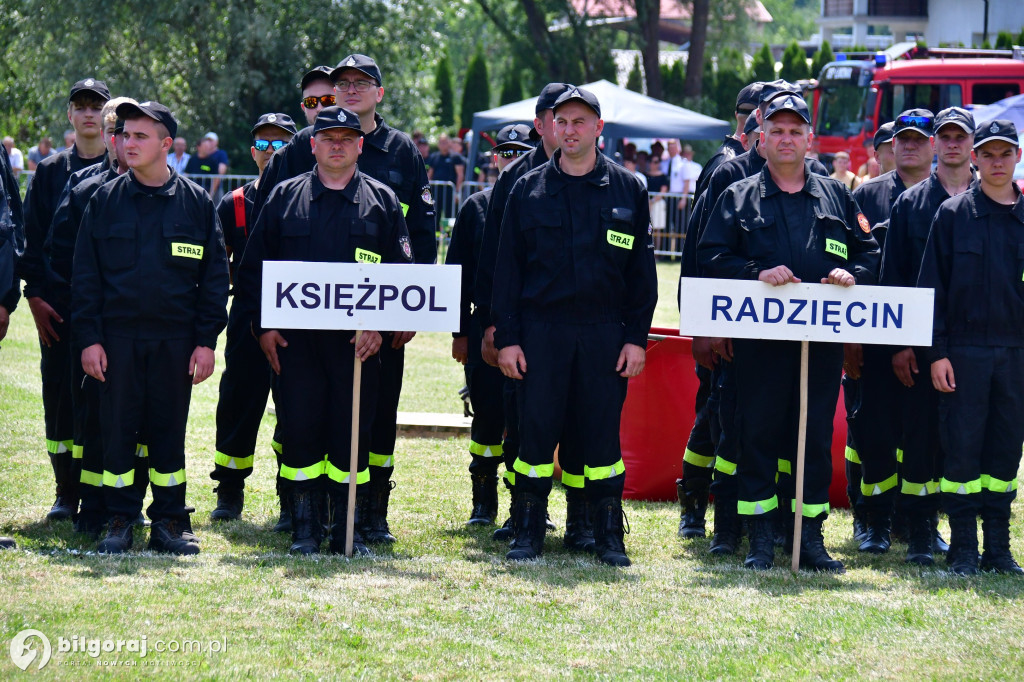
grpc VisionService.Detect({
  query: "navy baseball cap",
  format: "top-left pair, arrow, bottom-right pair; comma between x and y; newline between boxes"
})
973,119 -> 1019,149
300,65 -> 334,91
873,122 -> 896,149
759,79 -> 801,105
251,113 -> 297,137
934,107 -> 975,135
494,124 -> 534,152
736,82 -> 763,113
553,86 -> 601,118
69,78 -> 110,103
115,100 -> 178,139
743,114 -> 760,135
331,54 -> 382,86
893,109 -> 934,138
535,83 -> 574,115
312,106 -> 364,136
763,94 -> 811,124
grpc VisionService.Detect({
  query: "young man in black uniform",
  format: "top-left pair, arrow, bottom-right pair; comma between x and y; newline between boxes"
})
72,101 -> 229,554
493,88 -> 658,567
846,109 -> 934,553
299,66 -> 336,126
235,106 -> 414,555
919,120 -> 1024,576
209,112 -> 297,524
1,130 -> 24,550
698,94 -> 879,572
255,54 -> 435,544
447,123 -> 533,526
19,78 -> 109,522
880,106 -> 975,565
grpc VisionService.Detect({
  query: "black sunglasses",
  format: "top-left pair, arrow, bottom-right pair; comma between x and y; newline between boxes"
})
497,150 -> 527,159
895,114 -> 932,130
254,139 -> 288,152
302,94 -> 336,109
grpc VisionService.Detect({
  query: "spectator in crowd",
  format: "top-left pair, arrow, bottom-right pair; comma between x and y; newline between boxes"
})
427,133 -> 465,218
184,131 -> 229,200
646,144 -> 671,233
2,136 -> 23,177
168,136 -> 190,173
27,136 -> 55,170
636,149 -> 650,176
652,140 -> 666,174
56,129 -> 75,153
416,137 -> 430,161
624,157 -> 647,188
830,150 -> 862,190
856,137 -> 881,178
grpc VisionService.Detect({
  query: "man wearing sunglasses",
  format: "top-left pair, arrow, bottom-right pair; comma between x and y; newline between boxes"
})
847,109 -> 935,555
299,65 -> 336,126
209,112 -> 297,525
446,124 -> 533,528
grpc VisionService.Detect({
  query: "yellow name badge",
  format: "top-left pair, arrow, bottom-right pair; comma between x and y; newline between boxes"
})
171,242 -> 204,260
355,248 -> 382,264
825,239 -> 847,260
607,230 -> 634,250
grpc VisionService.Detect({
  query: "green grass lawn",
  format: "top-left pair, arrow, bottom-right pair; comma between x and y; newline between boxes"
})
1,261 -> 1023,680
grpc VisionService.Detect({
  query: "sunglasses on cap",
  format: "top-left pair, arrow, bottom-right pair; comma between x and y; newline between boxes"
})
254,139 -> 288,152
301,94 -> 336,109
497,149 -> 527,159
895,114 -> 932,129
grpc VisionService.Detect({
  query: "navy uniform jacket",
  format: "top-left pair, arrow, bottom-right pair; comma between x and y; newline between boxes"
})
254,115 -> 435,265
474,144 -> 550,325
19,144 -> 105,300
445,188 -> 490,338
698,166 -> 879,285
492,150 -> 658,350
71,169 -> 229,350
693,135 -> 744,201
215,179 -> 257,284
918,183 -> 1024,362
236,166 -> 415,334
852,169 -> 908,254
1,144 -> 24,311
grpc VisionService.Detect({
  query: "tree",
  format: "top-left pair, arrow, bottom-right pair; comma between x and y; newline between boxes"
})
626,55 -> 644,93
995,31 -> 1014,50
779,40 -> 809,82
664,60 -> 686,105
684,0 -> 711,98
810,41 -> 835,80
751,43 -> 777,82
460,45 -> 490,130
499,68 -> 523,105
1018,29 -> 1024,47
633,0 -> 663,99
435,53 -> 456,128
712,47 -> 748,121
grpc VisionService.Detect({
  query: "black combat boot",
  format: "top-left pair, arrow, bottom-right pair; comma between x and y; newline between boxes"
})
149,517 -> 200,555
288,488 -> 323,555
799,517 -> 845,573
493,482 -> 516,542
362,469 -> 397,544
858,508 -> 892,554
97,515 -> 134,554
274,483 -> 293,533
677,477 -> 710,539
0,537 -> 17,549
180,506 -> 199,544
592,497 -> 631,567
467,472 -> 499,526
328,486 -> 371,556
904,510 -> 934,566
46,452 -> 78,521
947,515 -> 980,576
210,484 -> 244,521
563,488 -> 595,554
744,517 -> 775,570
932,511 -> 949,555
506,493 -> 547,561
980,510 -> 1023,575
709,500 -> 742,555
775,497 -> 793,550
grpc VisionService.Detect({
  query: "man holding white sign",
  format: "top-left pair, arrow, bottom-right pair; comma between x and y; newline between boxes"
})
235,106 -> 414,556
698,94 -> 879,572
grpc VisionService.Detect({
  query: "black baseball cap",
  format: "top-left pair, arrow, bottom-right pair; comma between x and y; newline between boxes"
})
553,86 -> 601,118
893,109 -> 934,138
312,106 -> 364,136
114,118 -> 126,133
251,113 -> 298,137
743,114 -> 760,135
115,100 -> 178,139
494,124 -> 535,152
873,122 -> 896,149
759,79 -> 801,105
535,83 -> 574,115
69,78 -> 110,103
300,65 -> 334,91
763,94 -> 810,124
736,82 -> 763,113
973,119 -> 1019,149
330,54 -> 382,86
934,107 -> 975,135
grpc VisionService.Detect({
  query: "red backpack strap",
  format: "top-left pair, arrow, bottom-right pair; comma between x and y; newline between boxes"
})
232,187 -> 247,236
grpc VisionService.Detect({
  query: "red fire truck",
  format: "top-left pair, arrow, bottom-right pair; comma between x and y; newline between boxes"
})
812,43 -> 1024,170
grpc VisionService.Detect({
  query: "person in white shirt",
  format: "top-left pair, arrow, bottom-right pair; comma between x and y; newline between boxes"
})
2,137 -> 23,177
168,136 -> 191,173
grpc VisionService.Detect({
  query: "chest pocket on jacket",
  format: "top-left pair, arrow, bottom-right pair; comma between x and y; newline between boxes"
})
954,238 -> 984,280
351,220 -> 382,264
521,212 -> 564,268
738,214 -> 775,261
601,207 -> 635,267
96,221 -> 135,271
818,214 -> 850,262
164,223 -> 204,275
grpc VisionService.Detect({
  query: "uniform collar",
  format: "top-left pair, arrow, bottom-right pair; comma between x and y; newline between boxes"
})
126,167 -> 178,196
311,165 -> 362,203
362,114 -> 389,152
545,148 -> 610,194
968,181 -> 1024,223
759,164 -> 823,199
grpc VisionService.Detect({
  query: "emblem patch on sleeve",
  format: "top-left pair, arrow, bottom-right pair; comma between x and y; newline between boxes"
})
421,187 -> 434,205
857,213 -> 871,234
399,236 -> 413,261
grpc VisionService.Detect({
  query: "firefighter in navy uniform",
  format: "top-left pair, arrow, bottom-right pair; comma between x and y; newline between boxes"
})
235,106 -> 414,555
208,113 -> 297,525
880,106 -> 975,565
19,78 -> 110,522
847,109 -> 934,554
691,82 -> 760,203
698,94 -> 879,572
254,54 -> 435,545
919,119 -> 1024,576
72,101 -> 229,554
493,88 -> 658,566
446,123 -> 534,526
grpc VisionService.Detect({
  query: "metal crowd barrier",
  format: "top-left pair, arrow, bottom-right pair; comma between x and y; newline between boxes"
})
648,191 -> 693,259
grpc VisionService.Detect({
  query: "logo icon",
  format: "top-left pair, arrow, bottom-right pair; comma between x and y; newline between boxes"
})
268,114 -> 277,123
570,88 -> 581,98
784,97 -> 794,108
346,57 -> 356,67
84,79 -> 95,87
990,122 -> 1000,133
508,130 -> 518,140
337,110 -> 347,123
10,629 -> 51,671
